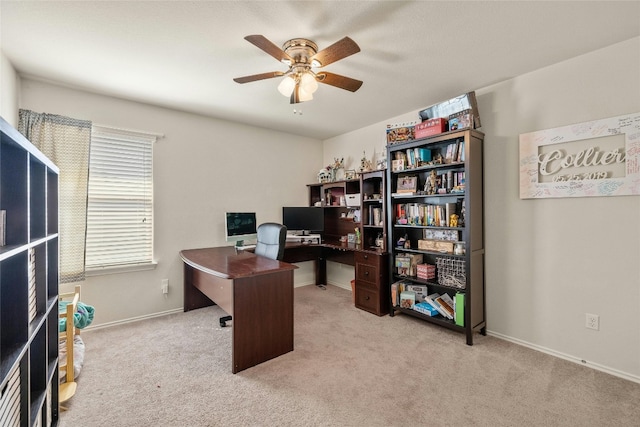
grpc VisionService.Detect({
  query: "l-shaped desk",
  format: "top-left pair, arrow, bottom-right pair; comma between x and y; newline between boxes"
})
181,241 -> 388,373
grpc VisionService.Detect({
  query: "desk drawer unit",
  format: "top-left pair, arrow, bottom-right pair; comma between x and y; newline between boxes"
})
354,251 -> 389,316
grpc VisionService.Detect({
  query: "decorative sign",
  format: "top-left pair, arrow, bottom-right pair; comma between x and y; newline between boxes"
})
519,112 -> 640,199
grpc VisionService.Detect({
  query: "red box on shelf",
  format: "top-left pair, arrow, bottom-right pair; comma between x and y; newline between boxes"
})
416,263 -> 436,280
415,118 -> 448,139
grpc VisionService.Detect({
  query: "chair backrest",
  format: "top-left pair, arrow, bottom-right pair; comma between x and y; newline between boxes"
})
254,222 -> 287,260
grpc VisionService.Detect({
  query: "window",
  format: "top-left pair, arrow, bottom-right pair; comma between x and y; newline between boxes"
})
85,125 -> 157,272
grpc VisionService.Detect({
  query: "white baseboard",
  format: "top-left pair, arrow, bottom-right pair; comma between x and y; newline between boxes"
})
488,330 -> 640,384
327,281 -> 351,291
294,281 -> 351,291
84,308 -> 183,331
294,280 -> 315,288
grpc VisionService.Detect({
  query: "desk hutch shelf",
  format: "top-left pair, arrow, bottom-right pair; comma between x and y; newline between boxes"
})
0,116 -> 60,425
306,171 -> 390,316
386,129 -> 486,345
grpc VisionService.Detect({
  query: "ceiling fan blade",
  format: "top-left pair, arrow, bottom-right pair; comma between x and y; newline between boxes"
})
316,72 -> 363,92
244,35 -> 292,63
233,71 -> 285,84
311,37 -> 360,67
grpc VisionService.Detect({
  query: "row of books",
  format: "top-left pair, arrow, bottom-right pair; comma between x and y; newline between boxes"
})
395,202 -> 460,227
392,279 -> 464,326
396,147 -> 431,168
438,170 -> 465,192
391,141 -> 465,170
444,140 -> 465,164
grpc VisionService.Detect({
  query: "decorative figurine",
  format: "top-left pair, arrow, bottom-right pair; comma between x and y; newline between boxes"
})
449,214 -> 459,228
424,169 -> 438,195
359,151 -> 373,173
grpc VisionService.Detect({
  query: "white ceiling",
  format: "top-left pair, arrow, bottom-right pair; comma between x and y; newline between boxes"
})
1,1 -> 639,140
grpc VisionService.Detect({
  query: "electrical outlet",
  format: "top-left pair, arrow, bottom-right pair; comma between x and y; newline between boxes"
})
161,279 -> 169,294
585,313 -> 599,330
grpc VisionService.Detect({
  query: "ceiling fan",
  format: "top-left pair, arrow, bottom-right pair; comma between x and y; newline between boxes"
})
233,35 -> 363,104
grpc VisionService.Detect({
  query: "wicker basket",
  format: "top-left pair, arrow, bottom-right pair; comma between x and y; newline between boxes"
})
436,256 -> 466,289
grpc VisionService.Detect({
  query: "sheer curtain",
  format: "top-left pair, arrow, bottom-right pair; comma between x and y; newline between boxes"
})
18,109 -> 92,283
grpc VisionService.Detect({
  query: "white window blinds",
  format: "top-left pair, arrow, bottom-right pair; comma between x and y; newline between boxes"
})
85,126 -> 156,270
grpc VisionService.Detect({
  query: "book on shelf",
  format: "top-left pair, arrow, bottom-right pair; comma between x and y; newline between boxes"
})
405,148 -> 416,167
405,284 -> 428,303
391,281 -> 400,307
400,291 -> 416,309
425,292 -> 451,319
455,292 -> 465,326
434,294 -> 455,319
367,206 -> 382,226
424,292 -> 442,313
414,301 -> 439,317
457,141 -> 465,162
445,203 -> 457,227
391,280 -> 411,307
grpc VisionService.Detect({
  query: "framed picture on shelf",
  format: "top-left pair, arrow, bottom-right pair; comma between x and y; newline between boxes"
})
345,169 -> 357,180
391,159 -> 404,172
396,175 -> 417,194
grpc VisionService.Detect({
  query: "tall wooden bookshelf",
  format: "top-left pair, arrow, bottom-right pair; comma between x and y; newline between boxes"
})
386,129 -> 486,345
0,116 -> 60,426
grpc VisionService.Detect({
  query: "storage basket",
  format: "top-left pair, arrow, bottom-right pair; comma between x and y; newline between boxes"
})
436,256 -> 466,289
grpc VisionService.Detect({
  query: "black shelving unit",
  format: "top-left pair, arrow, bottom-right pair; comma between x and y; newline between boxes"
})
386,129 -> 486,345
0,116 -> 60,426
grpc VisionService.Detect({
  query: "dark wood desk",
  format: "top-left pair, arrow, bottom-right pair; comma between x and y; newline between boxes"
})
283,240 -> 389,316
181,246 -> 297,373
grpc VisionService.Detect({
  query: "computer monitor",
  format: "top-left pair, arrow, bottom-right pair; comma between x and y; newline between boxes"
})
282,207 -> 324,235
225,212 -> 257,247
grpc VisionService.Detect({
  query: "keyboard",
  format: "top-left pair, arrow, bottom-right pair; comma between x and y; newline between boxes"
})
236,244 -> 256,250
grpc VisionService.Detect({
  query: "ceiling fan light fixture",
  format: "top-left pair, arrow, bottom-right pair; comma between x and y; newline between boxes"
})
234,35 -> 362,103
277,75 -> 296,97
298,85 -> 313,102
300,72 -> 318,94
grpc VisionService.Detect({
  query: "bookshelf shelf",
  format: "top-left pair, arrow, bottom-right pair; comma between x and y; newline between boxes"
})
0,116 -> 60,426
386,129 -> 486,345
393,305 -> 464,331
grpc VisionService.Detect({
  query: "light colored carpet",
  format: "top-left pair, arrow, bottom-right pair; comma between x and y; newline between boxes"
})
60,285 -> 640,426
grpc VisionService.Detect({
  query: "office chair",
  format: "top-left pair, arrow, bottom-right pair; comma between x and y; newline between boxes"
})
220,222 -> 287,327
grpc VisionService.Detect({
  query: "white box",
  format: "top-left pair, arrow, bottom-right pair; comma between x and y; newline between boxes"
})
345,193 -> 361,207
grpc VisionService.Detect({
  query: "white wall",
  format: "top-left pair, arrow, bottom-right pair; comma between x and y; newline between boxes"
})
0,50 -> 19,125
19,78 -> 322,326
480,37 -> 640,381
322,37 -> 640,381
